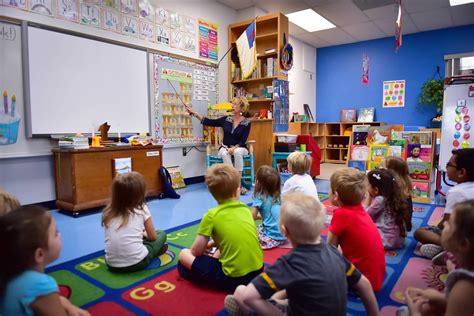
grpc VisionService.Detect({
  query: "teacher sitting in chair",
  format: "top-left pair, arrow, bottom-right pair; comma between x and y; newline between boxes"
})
186,96 -> 251,193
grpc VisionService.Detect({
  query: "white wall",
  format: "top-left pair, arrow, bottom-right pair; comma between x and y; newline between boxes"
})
288,37 -> 316,120
0,1 -> 237,203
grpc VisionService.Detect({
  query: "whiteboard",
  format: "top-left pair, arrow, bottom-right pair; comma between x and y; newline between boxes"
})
27,26 -> 149,135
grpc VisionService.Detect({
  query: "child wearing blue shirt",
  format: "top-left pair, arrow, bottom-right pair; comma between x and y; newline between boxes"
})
251,166 -> 287,249
0,206 -> 89,316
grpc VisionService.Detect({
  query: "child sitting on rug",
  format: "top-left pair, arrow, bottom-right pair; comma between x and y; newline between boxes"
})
0,190 -> 20,215
366,169 -> 410,250
178,164 -> 263,293
404,200 -> 474,316
0,206 -> 90,316
414,148 -> 474,259
251,165 -> 287,249
224,193 -> 379,316
384,156 -> 413,232
328,168 -> 386,292
102,171 -> 168,272
282,151 -> 319,199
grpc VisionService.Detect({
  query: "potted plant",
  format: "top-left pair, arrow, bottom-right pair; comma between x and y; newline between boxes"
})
418,79 -> 444,127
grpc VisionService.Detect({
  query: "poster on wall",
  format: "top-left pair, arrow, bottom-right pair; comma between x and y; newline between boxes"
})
138,0 -> 154,21
29,0 -> 54,16
383,80 -> 405,108
198,18 -> 218,61
362,54 -> 369,85
102,0 -> 119,10
102,8 -> 121,33
3,0 -> 28,10
122,15 -> 138,37
156,25 -> 170,45
56,0 -> 79,22
80,3 -> 100,27
161,68 -> 192,84
139,20 -> 154,42
156,7 -> 170,26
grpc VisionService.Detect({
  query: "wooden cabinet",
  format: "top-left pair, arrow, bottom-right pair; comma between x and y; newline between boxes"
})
249,119 -> 273,170
229,12 -> 288,170
52,145 -> 163,215
289,122 -> 383,164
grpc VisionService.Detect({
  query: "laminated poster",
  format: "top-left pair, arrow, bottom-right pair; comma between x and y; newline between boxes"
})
102,8 -> 120,33
383,80 -> 405,108
198,18 -> 218,61
161,68 -> 192,84
170,30 -> 183,50
3,0 -> 28,11
82,0 -> 100,6
122,15 -> 138,37
57,0 -> 79,22
138,0 -> 154,21
120,0 -> 137,16
156,25 -> 170,45
156,7 -> 170,26
102,0 -> 119,10
139,20 -> 154,42
183,15 -> 196,35
80,3 -> 100,27
169,10 -> 181,30
29,0 -> 53,16
183,34 -> 196,52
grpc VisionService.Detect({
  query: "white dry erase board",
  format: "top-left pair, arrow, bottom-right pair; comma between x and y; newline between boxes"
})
0,21 -> 53,158
26,26 -> 150,136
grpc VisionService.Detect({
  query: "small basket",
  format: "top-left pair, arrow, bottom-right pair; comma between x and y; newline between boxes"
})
276,134 -> 297,143
0,117 -> 20,145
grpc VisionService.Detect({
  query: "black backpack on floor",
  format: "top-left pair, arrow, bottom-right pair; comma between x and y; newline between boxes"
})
159,166 -> 181,199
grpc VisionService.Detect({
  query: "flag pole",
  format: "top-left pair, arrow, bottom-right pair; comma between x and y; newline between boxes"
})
216,16 -> 259,69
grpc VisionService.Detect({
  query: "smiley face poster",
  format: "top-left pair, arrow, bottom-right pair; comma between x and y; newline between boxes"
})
383,80 -> 405,108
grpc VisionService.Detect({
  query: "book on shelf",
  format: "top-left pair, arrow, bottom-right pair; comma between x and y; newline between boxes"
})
58,137 -> 89,149
368,144 -> 390,162
389,139 -> 407,159
368,161 -> 381,171
265,48 -> 276,54
408,161 -> 431,180
350,145 -> 369,161
348,160 -> 367,172
357,107 -> 375,122
412,181 -> 430,198
407,144 -> 432,162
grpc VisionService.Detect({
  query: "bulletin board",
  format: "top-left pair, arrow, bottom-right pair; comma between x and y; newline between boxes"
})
152,53 -> 218,145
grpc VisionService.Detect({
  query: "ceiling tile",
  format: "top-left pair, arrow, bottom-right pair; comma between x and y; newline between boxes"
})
410,7 -> 454,31
289,22 -> 308,36
364,4 -> 396,20
312,0 -> 370,27
342,21 -> 386,41
302,0 -> 333,6
449,4 -> 474,26
314,28 -> 357,45
373,12 -> 419,36
296,33 -> 331,48
352,0 -> 396,11
215,0 -> 255,10
255,0 -> 308,15
404,0 -> 450,14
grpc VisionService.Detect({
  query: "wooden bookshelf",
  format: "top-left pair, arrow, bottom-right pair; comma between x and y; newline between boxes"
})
288,122 -> 383,164
229,12 -> 289,167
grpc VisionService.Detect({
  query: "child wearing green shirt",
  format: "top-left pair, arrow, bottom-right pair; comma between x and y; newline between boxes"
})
177,164 -> 263,292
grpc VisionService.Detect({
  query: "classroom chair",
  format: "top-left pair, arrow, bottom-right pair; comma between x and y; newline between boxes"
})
205,140 -> 255,189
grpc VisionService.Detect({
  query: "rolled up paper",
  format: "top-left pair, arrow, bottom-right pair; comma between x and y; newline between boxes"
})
11,94 -> 16,117
3,91 -> 8,114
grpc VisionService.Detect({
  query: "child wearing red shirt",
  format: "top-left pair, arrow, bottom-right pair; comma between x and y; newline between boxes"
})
328,168 -> 386,292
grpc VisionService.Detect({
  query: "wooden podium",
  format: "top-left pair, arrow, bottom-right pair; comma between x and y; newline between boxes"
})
52,145 -> 163,216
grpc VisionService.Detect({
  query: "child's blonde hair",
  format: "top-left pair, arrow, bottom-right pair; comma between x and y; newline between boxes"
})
205,164 -> 240,203
287,151 -> 312,175
385,157 -> 412,197
0,190 -> 20,215
102,172 -> 146,229
280,192 -> 325,245
330,168 -> 367,206
253,165 -> 281,204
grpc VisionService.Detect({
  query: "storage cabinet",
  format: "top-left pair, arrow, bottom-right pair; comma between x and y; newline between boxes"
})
288,122 -> 383,163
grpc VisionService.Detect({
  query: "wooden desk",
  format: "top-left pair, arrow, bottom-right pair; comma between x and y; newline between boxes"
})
52,145 -> 163,215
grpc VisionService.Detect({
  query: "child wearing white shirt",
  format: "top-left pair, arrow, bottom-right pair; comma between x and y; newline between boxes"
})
282,151 -> 319,200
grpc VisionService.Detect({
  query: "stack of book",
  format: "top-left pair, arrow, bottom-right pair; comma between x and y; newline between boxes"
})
58,137 -> 90,149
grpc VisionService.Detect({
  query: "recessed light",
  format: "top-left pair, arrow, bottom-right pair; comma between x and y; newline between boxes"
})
286,9 -> 336,32
449,0 -> 474,6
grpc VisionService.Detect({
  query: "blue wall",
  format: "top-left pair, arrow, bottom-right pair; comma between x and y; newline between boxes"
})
316,25 -> 474,126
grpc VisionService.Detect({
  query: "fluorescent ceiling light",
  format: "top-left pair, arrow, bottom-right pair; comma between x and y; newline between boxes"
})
449,0 -> 474,6
286,9 -> 336,32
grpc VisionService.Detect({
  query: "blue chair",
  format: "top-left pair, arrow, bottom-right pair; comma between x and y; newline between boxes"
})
205,140 -> 255,188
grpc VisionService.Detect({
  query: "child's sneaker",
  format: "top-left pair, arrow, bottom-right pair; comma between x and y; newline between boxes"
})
225,295 -> 243,316
420,244 -> 443,259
